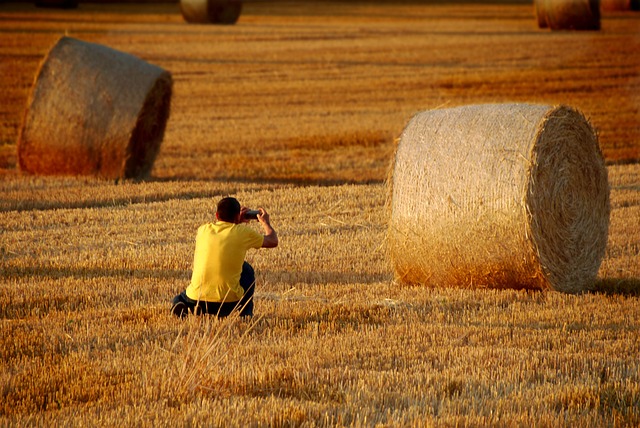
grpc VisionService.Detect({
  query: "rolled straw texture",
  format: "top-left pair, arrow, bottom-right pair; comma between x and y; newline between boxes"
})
535,0 -> 600,30
18,36 -> 172,180
180,0 -> 242,24
388,104 -> 610,293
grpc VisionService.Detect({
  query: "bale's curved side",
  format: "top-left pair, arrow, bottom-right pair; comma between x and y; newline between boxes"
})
539,0 -> 600,30
180,0 -> 242,24
17,36 -> 172,180
388,103 -> 609,293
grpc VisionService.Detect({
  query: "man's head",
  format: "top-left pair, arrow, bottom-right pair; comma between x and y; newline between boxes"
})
216,197 -> 241,223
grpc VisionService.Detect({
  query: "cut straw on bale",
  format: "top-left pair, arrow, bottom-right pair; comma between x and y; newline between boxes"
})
535,0 -> 600,30
18,36 -> 172,180
388,104 -> 610,294
180,0 -> 242,24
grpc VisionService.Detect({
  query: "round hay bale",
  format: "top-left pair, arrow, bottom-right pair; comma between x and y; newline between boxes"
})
535,0 -> 600,30
180,0 -> 242,24
388,104 -> 610,294
18,36 -> 172,180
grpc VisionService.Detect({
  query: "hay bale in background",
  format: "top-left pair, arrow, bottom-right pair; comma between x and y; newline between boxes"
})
601,0 -> 640,10
18,36 -> 172,180
535,0 -> 600,30
388,104 -> 610,294
180,0 -> 242,24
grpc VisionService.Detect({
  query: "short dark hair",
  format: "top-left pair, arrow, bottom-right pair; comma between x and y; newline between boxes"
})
216,197 -> 241,222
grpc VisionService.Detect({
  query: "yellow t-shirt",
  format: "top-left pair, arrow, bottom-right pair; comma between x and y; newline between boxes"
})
186,222 -> 264,302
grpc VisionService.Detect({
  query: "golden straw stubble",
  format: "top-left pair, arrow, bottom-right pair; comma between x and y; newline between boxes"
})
388,103 -> 610,293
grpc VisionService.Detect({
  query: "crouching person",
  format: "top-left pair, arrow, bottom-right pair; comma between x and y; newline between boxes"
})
171,196 -> 278,319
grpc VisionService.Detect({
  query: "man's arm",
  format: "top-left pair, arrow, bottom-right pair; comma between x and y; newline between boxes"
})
257,208 -> 278,248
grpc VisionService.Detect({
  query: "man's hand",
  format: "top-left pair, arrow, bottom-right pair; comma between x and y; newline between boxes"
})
239,207 -> 252,223
257,208 -> 278,248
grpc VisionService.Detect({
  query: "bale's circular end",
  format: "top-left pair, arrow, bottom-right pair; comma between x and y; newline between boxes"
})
17,36 -> 173,180
180,0 -> 242,24
388,103 -> 609,293
125,71 -> 173,179
527,106 -> 610,293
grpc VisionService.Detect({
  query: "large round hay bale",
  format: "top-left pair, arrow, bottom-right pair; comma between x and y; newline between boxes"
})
535,0 -> 600,30
180,0 -> 242,24
388,104 -> 610,294
18,36 -> 172,180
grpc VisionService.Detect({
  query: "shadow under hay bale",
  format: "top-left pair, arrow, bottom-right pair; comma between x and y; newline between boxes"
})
18,36 -> 172,180
388,104 -> 610,294
180,0 -> 242,24
535,0 -> 600,30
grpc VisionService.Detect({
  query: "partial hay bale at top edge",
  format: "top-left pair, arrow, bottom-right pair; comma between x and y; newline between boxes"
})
180,0 -> 242,24
535,0 -> 601,30
388,104 -> 610,294
17,36 -> 172,180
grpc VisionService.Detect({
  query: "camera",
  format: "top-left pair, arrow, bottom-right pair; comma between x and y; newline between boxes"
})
244,210 -> 260,220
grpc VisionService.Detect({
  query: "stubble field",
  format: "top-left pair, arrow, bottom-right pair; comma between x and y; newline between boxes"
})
1,1 -> 639,426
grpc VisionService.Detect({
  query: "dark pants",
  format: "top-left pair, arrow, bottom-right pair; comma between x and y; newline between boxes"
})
172,262 -> 255,318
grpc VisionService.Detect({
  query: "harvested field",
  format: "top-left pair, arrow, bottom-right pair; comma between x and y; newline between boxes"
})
1,1 -> 639,426
1,0 -> 639,183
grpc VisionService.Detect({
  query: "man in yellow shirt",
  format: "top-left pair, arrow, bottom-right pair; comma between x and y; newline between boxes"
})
171,197 -> 278,318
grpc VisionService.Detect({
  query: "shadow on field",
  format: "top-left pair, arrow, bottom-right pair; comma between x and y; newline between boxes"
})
593,278 -> 640,296
2,265 -> 189,281
0,184 -> 265,213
